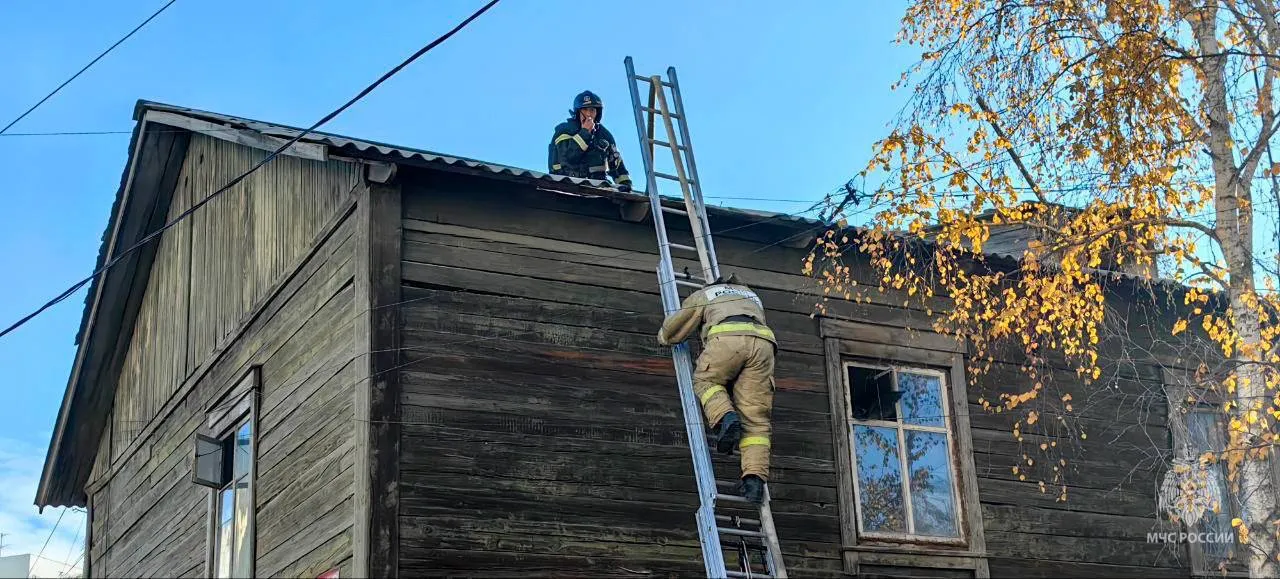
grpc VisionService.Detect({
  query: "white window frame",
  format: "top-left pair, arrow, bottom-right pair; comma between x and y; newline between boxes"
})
844,361 -> 966,545
199,367 -> 260,579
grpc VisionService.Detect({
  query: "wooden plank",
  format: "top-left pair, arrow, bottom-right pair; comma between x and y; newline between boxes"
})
983,530 -> 1182,568
985,557 -> 1190,578
87,201 -> 357,495
946,352 -> 990,579
143,110 -> 329,161
981,504 -> 1177,539
399,188 -> 954,313
258,496 -> 355,578
402,232 -> 926,338
351,179 -> 402,579
399,283 -> 825,356
273,528 -> 352,579
977,478 -> 1158,518
821,318 -> 965,354
398,302 -> 829,394
857,563 -> 974,578
399,425 -> 835,497
824,338 -> 860,574
839,339 -> 958,368
257,461 -> 355,559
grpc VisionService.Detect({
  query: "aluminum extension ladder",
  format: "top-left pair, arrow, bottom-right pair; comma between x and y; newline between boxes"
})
623,56 -> 788,579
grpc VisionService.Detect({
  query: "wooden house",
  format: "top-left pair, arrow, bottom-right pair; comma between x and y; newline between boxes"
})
34,101 -> 1233,578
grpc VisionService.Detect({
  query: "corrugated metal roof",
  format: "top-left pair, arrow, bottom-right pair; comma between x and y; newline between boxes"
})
135,100 -> 620,190
125,101 -> 1184,301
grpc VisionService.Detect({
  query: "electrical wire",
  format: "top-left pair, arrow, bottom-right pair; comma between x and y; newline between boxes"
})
1,0 -> 180,135
0,0 -> 503,341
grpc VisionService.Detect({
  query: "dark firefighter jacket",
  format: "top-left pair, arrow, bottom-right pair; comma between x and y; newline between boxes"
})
548,119 -> 632,187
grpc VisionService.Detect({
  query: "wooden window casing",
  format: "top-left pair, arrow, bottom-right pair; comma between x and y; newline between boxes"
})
820,319 -> 989,578
200,367 -> 260,579
1162,369 -> 1276,578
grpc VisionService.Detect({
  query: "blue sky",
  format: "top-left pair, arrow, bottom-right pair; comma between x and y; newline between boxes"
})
0,0 -> 917,574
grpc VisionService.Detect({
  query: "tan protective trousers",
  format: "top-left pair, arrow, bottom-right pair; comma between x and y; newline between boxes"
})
692,334 -> 776,481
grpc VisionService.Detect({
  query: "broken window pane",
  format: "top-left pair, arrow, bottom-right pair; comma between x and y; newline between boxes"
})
906,431 -> 958,537
849,365 -> 900,422
899,372 -> 945,427
854,425 -> 906,533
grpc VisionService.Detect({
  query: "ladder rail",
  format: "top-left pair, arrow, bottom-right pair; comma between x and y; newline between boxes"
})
649,79 -> 716,283
665,66 -> 720,280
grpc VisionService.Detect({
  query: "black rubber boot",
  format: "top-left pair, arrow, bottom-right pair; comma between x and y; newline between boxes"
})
715,411 -> 743,455
738,475 -> 765,505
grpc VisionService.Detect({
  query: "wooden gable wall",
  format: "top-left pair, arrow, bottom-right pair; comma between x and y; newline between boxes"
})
83,132 -> 363,577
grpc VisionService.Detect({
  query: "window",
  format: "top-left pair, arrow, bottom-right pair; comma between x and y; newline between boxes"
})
820,319 -> 988,576
846,362 -> 962,542
194,369 -> 258,579
1182,408 -> 1238,567
1160,369 -> 1280,577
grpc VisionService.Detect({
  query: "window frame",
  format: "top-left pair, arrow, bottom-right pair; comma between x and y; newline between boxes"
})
821,318 -> 989,578
1163,370 -> 1265,578
201,366 -> 260,579
844,361 -> 966,545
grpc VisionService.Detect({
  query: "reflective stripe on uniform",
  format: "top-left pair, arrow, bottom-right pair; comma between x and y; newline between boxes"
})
553,133 -> 590,152
699,385 -> 727,404
740,436 -> 770,449
707,322 -> 775,341
617,174 -> 631,183
551,163 -> 562,171
589,165 -> 607,173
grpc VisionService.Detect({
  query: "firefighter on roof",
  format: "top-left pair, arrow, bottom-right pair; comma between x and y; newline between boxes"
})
657,273 -> 776,504
548,90 -> 632,191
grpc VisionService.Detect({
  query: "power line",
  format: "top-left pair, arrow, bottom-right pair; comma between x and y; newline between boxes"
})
35,508 -> 66,569
0,0 -> 180,135
0,0 -> 503,341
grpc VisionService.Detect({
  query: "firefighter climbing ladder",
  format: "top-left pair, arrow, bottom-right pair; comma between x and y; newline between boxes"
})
623,56 -> 788,579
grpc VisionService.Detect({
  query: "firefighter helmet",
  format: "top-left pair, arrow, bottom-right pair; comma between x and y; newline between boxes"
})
571,90 -> 603,122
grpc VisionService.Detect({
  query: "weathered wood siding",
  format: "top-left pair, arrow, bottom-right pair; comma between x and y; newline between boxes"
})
396,170 -> 1188,578
111,134 -> 359,459
83,135 -> 362,578
397,172 -> 847,577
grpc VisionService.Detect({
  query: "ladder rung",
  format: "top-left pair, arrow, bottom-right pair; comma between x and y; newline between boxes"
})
727,571 -> 774,579
633,74 -> 675,88
674,270 -> 704,282
716,515 -> 762,527
668,242 -> 698,252
655,171 -> 696,185
719,527 -> 766,539
648,138 -> 688,151
661,206 -> 688,216
639,106 -> 681,119
716,493 -> 753,504
675,279 -> 703,288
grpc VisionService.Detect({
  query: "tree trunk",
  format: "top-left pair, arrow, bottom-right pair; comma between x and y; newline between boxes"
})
1192,3 -> 1278,574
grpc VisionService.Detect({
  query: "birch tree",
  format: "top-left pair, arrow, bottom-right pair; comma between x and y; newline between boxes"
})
805,1 -> 1280,575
